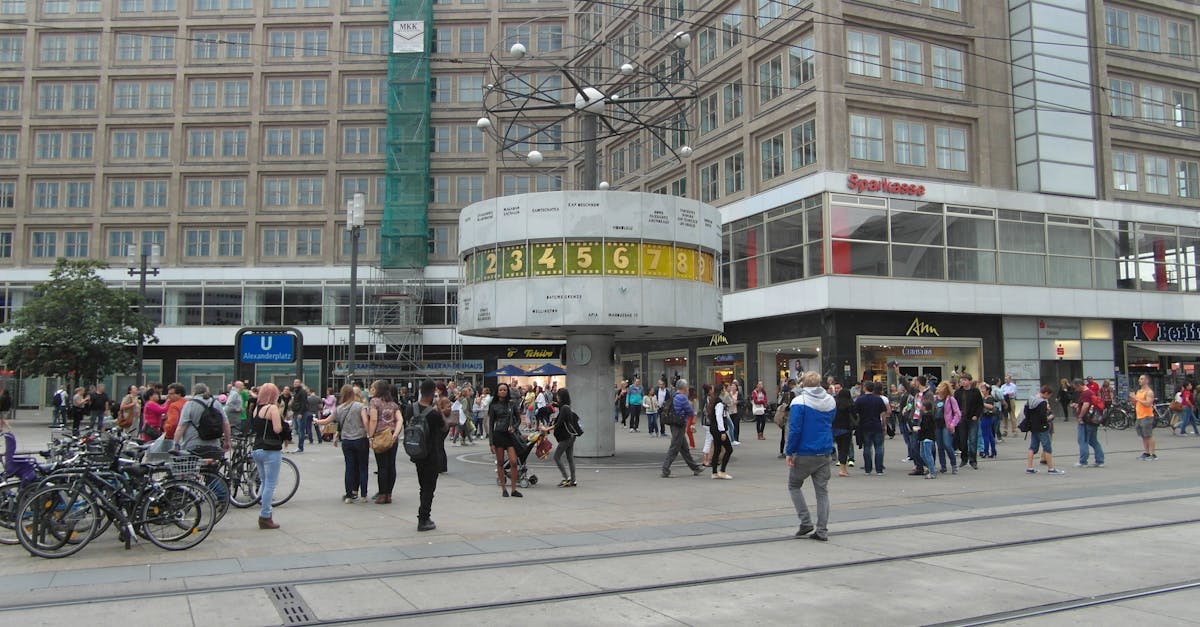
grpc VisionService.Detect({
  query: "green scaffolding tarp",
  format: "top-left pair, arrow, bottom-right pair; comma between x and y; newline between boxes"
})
382,0 -> 432,269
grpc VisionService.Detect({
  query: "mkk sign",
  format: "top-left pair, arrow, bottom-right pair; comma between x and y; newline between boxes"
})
239,334 -> 296,363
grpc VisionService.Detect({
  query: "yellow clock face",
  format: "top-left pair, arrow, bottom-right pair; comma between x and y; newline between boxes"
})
464,241 -> 717,285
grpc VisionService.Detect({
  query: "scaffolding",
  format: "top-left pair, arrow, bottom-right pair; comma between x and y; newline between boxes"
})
382,0 -> 433,269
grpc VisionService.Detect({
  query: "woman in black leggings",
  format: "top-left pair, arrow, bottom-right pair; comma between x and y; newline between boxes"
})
708,384 -> 734,479
832,386 -> 854,478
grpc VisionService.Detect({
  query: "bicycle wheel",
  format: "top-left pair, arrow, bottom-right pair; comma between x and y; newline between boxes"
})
228,458 -> 260,508
139,480 -> 216,551
16,484 -> 100,559
0,478 -> 22,545
251,457 -> 300,507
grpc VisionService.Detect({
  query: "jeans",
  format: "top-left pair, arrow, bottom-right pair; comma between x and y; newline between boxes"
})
861,431 -> 884,473
661,424 -> 700,475
375,441 -> 398,496
1076,423 -> 1104,465
647,412 -> 660,436
473,412 -> 485,438
936,427 -> 956,470
90,409 -> 106,433
554,435 -> 576,481
788,455 -> 831,536
414,460 -> 439,521
920,439 -> 937,476
295,413 -> 312,450
53,405 -> 67,426
980,417 -> 997,457
627,405 -> 642,430
252,448 -> 282,519
1178,406 -> 1198,435
342,437 -> 370,498
964,420 -> 979,465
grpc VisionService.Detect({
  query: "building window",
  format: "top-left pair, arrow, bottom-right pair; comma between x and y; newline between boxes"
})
190,80 -> 217,108
757,56 -> 782,104
935,126 -> 968,171
224,80 -> 249,108
300,79 -> 326,106
220,179 -> 245,207
265,128 -> 291,156
113,83 -> 140,109
458,75 -> 483,103
295,228 -> 321,256
221,129 -> 247,158
1145,155 -> 1169,195
791,119 -> 816,169
0,84 -> 19,110
847,31 -> 881,78
35,131 -> 62,160
298,128 -> 324,155
187,129 -> 214,158
72,84 -> 97,110
1173,89 -> 1196,128
37,84 -> 65,111
1105,8 -> 1130,47
931,46 -> 963,91
1136,15 -> 1161,52
0,132 -> 16,160
1140,84 -> 1168,124
267,79 -> 293,106
1113,152 -> 1138,191
66,181 -> 91,208
699,162 -> 719,203
456,175 -> 483,204
187,180 -> 213,207
724,152 -> 744,195
40,35 -> 67,62
68,131 -> 94,160
33,181 -> 59,208
0,231 -> 11,258
459,26 -> 485,53
789,36 -> 815,87
1168,21 -> 1193,59
147,82 -> 172,109
262,229 -> 289,256
107,230 -> 134,257
263,179 -> 290,206
722,81 -> 742,122
1109,79 -> 1133,117
31,231 -> 57,258
217,229 -> 242,256
143,180 -> 167,207
760,133 -> 785,181
850,114 -> 883,161
1179,160 -> 1200,198
698,91 -> 718,135
296,178 -> 323,205
890,39 -> 923,84
110,181 -> 135,207
185,229 -> 211,257
893,121 -> 926,167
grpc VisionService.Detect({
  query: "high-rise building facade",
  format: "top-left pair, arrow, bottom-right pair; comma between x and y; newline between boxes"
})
0,0 -> 1196,406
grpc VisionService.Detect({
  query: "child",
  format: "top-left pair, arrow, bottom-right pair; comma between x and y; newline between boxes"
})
917,398 -> 938,479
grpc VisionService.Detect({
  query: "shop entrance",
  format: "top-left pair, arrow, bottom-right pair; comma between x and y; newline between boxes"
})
895,364 -> 945,386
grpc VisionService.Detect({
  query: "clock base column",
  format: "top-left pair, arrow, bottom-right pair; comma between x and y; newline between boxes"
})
565,333 -> 615,457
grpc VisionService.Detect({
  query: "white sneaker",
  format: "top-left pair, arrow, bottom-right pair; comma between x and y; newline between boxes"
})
731,440 -> 740,446
900,457 -> 911,463
1073,462 -> 1086,467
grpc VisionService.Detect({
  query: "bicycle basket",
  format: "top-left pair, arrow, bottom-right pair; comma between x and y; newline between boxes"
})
168,454 -> 201,476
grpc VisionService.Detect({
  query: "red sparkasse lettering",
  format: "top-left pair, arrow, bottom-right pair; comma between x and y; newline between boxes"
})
845,173 -> 926,197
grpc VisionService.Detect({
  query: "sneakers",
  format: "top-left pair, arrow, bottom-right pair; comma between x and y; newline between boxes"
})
1073,462 -> 1087,467
719,472 -> 733,480
809,533 -> 828,542
900,457 -> 911,463
1047,468 -> 1065,475
925,472 -> 936,479
417,518 -> 436,532
342,495 -> 356,504
1093,462 -> 1105,468
951,467 -> 958,475
795,524 -> 814,538
908,470 -> 925,476
847,460 -> 855,467
1138,453 -> 1151,461
731,440 -> 740,446
1025,468 -> 1038,474
692,467 -> 705,476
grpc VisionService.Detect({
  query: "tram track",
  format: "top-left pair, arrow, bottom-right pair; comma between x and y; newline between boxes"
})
0,490 -> 1196,618
305,515 -> 1200,625
926,579 -> 1200,627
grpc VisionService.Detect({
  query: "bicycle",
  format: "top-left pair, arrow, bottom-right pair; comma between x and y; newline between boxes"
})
1102,401 -> 1133,430
225,430 -> 299,509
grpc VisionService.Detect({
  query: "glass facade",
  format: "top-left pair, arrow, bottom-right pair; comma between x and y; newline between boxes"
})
720,192 -> 1200,293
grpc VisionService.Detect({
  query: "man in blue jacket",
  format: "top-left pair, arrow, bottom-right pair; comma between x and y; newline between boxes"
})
660,379 -> 703,478
786,371 -> 836,541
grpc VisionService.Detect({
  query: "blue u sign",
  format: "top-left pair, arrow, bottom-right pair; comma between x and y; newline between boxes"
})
239,334 -> 296,364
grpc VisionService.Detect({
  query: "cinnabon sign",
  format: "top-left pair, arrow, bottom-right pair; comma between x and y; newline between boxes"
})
846,173 -> 926,197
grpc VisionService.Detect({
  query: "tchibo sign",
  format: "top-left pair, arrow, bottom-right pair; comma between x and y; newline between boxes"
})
846,173 -> 926,197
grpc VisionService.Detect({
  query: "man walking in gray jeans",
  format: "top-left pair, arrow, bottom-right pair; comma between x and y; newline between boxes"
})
661,379 -> 703,478
786,371 -> 836,541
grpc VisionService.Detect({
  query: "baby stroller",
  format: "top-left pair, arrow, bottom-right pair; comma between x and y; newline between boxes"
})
502,430 -> 549,488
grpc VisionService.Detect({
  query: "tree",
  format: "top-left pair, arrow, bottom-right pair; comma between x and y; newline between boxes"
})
1,258 -> 157,387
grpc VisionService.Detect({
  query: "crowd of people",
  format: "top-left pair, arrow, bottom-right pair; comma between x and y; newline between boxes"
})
32,365 -> 1186,543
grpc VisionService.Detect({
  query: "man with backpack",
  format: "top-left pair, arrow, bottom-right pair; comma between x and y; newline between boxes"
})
1072,378 -> 1105,468
406,379 -> 446,532
174,382 -> 231,455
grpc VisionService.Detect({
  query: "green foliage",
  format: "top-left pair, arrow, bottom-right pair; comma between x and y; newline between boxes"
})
1,258 -> 157,385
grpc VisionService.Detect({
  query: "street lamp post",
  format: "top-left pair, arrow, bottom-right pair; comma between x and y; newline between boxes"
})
346,193 -> 365,384
126,244 -> 160,388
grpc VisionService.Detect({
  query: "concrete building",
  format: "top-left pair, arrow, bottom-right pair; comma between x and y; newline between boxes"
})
0,1 -> 1197,406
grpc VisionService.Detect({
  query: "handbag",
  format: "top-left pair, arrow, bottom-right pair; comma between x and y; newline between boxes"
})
370,429 -> 395,453
140,422 -> 162,440
260,412 -> 284,447
752,403 -> 766,416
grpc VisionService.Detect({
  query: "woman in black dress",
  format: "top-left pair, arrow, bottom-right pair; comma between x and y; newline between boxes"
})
488,382 -> 523,497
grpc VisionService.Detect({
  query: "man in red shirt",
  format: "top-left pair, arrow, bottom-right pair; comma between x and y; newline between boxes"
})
1085,376 -> 1100,397
162,382 -> 187,440
1072,379 -> 1104,468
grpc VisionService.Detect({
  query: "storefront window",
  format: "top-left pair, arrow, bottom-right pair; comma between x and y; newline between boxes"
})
860,340 -> 982,389
698,348 -> 745,390
648,354 -> 688,388
757,339 -> 820,399
948,249 -> 994,282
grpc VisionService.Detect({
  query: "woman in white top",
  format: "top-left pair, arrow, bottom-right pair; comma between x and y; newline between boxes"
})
708,383 -> 733,479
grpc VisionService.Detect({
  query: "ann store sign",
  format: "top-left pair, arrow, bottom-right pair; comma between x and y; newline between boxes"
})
905,317 -> 940,337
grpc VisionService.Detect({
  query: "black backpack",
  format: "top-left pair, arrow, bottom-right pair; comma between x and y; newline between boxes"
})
403,402 -> 433,461
660,393 -> 684,427
190,398 -> 225,440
